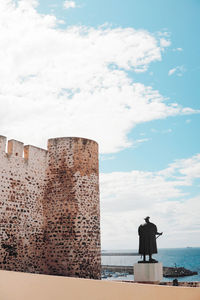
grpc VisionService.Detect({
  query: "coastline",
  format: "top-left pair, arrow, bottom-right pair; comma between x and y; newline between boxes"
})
101,248 -> 200,282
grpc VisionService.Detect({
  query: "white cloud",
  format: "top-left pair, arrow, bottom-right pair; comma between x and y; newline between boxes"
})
164,154 -> 200,181
168,68 -> 176,76
151,128 -> 172,134
132,138 -> 150,148
100,154 -> 200,249
160,38 -> 171,48
63,1 -> 76,9
173,47 -> 183,52
157,31 -> 170,38
100,155 -> 115,161
0,0 -> 197,155
168,65 -> 186,76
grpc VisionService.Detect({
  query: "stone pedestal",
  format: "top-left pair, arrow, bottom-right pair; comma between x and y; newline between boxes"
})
134,262 -> 163,283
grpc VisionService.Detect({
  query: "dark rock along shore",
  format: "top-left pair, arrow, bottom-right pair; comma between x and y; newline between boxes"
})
163,266 -> 198,278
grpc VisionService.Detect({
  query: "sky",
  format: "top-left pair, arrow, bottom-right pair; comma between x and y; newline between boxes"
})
0,0 -> 200,249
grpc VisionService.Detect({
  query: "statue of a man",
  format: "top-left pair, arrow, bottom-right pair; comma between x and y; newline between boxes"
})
138,216 -> 163,263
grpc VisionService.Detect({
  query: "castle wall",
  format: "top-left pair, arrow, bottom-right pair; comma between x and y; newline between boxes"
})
43,137 -> 101,278
0,136 -> 101,279
0,136 -> 47,273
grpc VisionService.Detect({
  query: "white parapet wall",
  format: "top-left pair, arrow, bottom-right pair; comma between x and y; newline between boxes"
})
0,270 -> 200,300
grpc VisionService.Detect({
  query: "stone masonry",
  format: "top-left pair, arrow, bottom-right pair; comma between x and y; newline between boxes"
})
0,136 -> 101,279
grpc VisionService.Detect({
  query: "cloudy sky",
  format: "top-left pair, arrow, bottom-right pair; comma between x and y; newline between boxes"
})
0,0 -> 200,249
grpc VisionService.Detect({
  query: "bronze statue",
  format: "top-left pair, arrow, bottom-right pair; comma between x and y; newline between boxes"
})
138,216 -> 163,263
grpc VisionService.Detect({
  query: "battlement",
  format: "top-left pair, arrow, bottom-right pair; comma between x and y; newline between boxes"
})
7,139 -> 24,157
0,135 -> 6,152
0,135 -> 101,279
0,136 -> 97,166
0,135 -> 47,167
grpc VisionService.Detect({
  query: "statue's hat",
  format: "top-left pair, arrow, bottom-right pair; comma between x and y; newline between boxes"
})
144,216 -> 150,220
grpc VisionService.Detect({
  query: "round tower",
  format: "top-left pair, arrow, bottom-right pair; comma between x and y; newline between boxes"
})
43,137 -> 101,279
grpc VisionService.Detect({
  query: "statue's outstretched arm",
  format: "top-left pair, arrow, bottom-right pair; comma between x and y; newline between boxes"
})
156,232 -> 163,236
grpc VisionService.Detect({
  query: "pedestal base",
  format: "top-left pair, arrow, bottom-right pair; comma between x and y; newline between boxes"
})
134,262 -> 163,283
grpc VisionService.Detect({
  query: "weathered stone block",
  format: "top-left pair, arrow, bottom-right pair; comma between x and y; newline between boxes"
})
134,262 -> 163,283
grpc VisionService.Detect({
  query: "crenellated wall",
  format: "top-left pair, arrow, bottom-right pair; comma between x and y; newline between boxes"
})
0,136 -> 101,279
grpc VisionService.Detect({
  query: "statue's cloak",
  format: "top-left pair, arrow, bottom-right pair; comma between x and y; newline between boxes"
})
138,222 -> 158,255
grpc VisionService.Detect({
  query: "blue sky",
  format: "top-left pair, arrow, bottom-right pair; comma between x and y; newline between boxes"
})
48,0 -> 200,173
0,0 -> 200,249
38,0 -> 200,172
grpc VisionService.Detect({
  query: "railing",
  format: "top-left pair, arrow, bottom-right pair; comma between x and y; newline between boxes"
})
101,252 -> 140,274
101,252 -> 139,256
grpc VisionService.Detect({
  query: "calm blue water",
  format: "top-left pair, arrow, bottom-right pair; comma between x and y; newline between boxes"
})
102,248 -> 200,282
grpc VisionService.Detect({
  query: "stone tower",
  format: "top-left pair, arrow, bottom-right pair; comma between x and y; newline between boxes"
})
0,136 -> 101,279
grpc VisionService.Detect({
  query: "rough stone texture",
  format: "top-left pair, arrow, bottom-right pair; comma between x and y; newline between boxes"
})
0,136 -> 101,279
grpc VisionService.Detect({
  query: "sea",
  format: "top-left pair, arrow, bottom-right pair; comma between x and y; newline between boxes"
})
101,248 -> 200,282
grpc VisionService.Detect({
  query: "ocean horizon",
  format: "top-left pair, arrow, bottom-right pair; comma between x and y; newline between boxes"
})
101,247 -> 200,282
